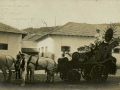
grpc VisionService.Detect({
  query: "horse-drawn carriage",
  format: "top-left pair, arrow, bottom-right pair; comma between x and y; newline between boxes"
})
2,24 -> 118,86
57,27 -> 119,82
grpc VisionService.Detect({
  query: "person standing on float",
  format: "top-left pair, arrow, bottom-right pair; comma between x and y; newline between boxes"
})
94,29 -> 103,45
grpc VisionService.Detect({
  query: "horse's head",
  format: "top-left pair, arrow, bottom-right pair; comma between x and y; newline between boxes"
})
15,51 -> 25,71
17,51 -> 25,61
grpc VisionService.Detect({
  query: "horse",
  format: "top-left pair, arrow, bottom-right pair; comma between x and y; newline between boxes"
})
0,54 -> 16,82
16,51 -> 57,86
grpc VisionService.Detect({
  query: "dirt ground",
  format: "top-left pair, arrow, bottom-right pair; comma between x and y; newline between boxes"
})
0,70 -> 120,90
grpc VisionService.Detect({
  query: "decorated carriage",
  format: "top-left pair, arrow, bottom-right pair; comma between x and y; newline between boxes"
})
57,25 -> 119,82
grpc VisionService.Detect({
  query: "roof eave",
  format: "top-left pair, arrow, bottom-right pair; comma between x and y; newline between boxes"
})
0,30 -> 27,34
35,33 -> 94,42
35,34 -> 49,42
49,34 -> 94,37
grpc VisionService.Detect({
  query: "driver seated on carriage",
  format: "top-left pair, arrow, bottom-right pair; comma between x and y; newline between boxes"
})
58,50 -> 72,64
64,50 -> 72,61
61,50 -> 72,61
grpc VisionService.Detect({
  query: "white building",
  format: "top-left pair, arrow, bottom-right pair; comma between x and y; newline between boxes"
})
21,27 -> 59,56
37,35 -> 94,61
0,23 -> 27,58
22,34 -> 38,56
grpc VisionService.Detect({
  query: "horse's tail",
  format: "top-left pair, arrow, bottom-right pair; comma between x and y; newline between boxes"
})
5,55 -> 16,65
11,56 -> 16,65
53,60 -> 58,74
53,60 -> 57,67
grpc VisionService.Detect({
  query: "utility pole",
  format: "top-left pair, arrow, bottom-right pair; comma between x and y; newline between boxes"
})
55,16 -> 56,27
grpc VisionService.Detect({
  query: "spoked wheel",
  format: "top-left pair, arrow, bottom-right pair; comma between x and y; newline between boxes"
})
82,69 -> 91,81
67,69 -> 81,82
90,65 -> 108,82
72,52 -> 80,61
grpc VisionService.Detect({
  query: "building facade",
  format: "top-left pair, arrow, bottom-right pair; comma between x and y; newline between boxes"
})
0,23 -> 26,58
37,35 -> 94,62
22,40 -> 38,56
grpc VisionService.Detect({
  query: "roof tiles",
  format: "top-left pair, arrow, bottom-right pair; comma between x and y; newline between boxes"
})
50,22 -> 120,38
0,22 -> 27,34
23,22 -> 120,41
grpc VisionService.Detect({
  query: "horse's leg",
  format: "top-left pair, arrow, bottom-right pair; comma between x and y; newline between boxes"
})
7,70 -> 12,82
1,68 -> 7,82
46,71 -> 51,83
20,69 -> 22,80
46,72 -> 48,83
46,71 -> 49,83
32,70 -> 35,83
30,68 -> 35,83
30,69 -> 32,83
18,69 -> 21,79
15,70 -> 17,79
51,72 -> 54,83
20,68 -> 26,86
26,67 -> 30,82
49,70 -> 54,83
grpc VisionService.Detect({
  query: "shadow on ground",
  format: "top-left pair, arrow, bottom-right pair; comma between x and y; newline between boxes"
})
0,70 -> 120,90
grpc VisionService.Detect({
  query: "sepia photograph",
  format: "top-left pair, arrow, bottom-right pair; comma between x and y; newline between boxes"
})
0,0 -> 120,90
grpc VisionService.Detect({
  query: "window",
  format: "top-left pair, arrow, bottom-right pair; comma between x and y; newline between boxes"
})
41,47 -> 44,57
61,46 -> 70,52
0,43 -> 8,50
113,48 -> 120,53
45,46 -> 48,52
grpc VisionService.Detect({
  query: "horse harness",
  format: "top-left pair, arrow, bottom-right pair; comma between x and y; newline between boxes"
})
27,56 -> 47,70
20,58 -> 25,71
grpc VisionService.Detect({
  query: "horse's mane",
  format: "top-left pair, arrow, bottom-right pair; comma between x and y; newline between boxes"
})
21,53 -> 31,60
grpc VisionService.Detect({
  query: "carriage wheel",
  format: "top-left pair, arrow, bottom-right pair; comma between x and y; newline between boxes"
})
60,66 -> 68,81
90,65 -> 108,82
67,69 -> 81,82
60,71 -> 67,81
82,69 -> 91,81
72,52 -> 80,61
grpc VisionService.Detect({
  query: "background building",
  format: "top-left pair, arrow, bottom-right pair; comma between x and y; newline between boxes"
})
22,22 -> 120,63
0,23 -> 27,58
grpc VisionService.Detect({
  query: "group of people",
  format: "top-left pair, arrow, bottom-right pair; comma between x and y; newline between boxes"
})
77,43 -> 95,53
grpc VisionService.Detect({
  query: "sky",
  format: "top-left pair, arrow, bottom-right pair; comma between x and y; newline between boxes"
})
0,0 -> 120,30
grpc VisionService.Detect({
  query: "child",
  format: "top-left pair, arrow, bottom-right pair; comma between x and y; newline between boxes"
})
94,29 -> 103,45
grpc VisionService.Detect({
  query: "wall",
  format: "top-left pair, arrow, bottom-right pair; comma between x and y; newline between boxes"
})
37,36 -> 54,59
0,32 -> 22,58
22,41 -> 37,48
51,35 -> 94,62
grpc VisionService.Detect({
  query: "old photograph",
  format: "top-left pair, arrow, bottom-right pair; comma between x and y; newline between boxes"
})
0,0 -> 120,90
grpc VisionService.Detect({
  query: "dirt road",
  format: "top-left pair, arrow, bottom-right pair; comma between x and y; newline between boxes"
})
0,70 -> 120,90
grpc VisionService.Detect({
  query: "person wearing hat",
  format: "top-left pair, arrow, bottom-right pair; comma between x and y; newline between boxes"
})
94,29 -> 103,45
